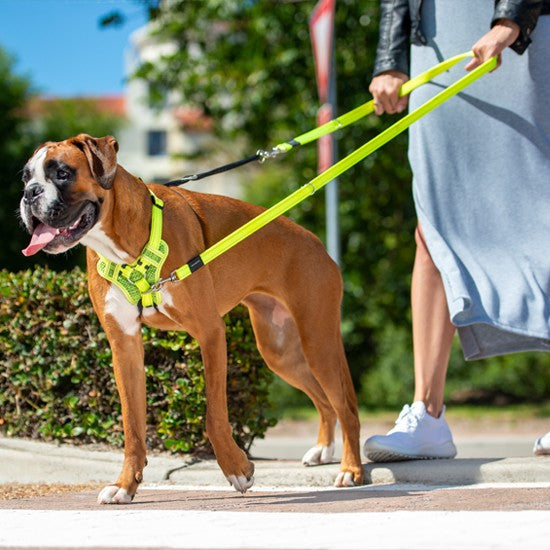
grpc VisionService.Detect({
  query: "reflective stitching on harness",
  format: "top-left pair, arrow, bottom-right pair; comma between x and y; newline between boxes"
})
97,191 -> 169,308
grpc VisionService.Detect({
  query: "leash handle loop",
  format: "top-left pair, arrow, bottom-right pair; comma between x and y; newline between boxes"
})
273,51 -> 475,153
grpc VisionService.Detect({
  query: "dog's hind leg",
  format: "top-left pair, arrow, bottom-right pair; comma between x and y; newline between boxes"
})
293,301 -> 364,487
244,294 -> 338,465
267,256 -> 363,486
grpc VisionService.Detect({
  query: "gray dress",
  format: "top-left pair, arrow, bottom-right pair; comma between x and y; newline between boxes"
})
409,0 -> 550,359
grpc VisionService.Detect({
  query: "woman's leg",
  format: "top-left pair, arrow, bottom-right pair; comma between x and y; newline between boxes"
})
363,224 -> 457,461
411,224 -> 456,418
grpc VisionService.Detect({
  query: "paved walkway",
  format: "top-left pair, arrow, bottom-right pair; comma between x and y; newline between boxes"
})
1,419 -> 550,549
1,484 -> 550,549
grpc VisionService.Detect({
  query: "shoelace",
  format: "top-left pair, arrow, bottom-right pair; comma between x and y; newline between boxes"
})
394,405 -> 421,431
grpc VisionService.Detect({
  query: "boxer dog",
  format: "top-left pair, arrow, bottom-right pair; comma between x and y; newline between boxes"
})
19,134 -> 363,504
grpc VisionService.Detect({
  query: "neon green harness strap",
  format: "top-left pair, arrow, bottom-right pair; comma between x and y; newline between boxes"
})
97,192 -> 169,308
167,53 -> 496,284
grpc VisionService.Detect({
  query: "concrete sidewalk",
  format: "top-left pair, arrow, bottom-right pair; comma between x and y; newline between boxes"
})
1,430 -> 549,488
2,424 -> 549,550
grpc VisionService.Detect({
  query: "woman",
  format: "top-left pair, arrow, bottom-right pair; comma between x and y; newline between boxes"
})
364,0 -> 550,462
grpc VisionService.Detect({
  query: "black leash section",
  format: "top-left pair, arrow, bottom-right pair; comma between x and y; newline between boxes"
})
162,53 -> 483,189
164,152 -> 262,187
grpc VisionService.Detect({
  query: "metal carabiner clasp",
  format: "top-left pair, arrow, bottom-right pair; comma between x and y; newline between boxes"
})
256,147 -> 285,163
145,271 -> 178,294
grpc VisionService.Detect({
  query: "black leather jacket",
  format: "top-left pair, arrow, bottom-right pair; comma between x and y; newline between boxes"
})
373,0 -> 550,77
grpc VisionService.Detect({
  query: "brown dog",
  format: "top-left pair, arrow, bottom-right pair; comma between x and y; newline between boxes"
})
19,134 -> 363,503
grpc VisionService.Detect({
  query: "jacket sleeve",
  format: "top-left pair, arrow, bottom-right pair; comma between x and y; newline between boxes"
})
372,0 -> 412,77
493,0 -> 543,54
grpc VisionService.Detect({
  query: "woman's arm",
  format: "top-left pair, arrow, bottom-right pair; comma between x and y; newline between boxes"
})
492,0 -> 543,54
372,0 -> 412,76
464,18 -> 521,71
465,0 -> 544,71
370,0 -> 411,115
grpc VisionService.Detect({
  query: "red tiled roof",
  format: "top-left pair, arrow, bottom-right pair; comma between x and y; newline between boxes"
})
26,95 -> 126,118
173,105 -> 213,132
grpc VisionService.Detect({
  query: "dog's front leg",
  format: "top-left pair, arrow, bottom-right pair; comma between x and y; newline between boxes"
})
199,320 -> 255,493
97,330 -> 147,504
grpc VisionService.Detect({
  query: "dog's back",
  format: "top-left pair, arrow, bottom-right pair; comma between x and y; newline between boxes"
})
150,184 -> 343,307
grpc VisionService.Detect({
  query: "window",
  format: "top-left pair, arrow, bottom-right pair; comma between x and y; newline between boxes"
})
147,130 -> 167,156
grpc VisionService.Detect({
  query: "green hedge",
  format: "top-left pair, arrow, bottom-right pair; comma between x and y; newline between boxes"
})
0,267 -> 276,453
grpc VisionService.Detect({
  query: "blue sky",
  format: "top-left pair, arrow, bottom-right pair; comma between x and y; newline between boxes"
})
0,0 -> 149,96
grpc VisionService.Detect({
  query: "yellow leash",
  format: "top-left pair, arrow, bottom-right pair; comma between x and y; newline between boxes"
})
156,52 -> 497,290
165,51 -> 481,183
271,50 -> 477,154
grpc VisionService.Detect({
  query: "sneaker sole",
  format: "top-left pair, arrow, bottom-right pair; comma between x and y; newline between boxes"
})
363,447 -> 456,462
365,449 -> 455,463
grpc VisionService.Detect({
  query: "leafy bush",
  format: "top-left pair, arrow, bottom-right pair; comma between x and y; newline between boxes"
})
0,267 -> 276,453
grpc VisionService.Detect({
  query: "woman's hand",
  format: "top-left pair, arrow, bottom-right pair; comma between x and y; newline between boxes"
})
368,70 -> 410,115
465,19 -> 521,71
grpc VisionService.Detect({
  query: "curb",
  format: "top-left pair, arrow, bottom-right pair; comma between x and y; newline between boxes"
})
2,436 -> 549,488
165,457 -> 550,488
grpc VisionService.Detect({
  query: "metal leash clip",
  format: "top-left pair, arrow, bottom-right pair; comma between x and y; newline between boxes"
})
145,271 -> 179,294
256,147 -> 285,163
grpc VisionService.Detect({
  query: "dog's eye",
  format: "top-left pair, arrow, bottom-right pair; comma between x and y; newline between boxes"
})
57,169 -> 70,180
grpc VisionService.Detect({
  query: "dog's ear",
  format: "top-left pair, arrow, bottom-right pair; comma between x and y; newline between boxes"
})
71,134 -> 119,189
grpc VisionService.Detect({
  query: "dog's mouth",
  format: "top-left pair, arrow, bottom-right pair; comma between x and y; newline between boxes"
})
22,201 -> 99,257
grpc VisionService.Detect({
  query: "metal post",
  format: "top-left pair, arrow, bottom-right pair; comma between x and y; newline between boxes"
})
325,41 -> 339,265
310,0 -> 339,264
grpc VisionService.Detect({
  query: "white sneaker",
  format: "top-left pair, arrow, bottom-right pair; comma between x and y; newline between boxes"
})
533,431 -> 550,456
363,401 -> 457,462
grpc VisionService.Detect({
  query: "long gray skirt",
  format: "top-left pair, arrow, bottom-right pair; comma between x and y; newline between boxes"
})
409,0 -> 550,359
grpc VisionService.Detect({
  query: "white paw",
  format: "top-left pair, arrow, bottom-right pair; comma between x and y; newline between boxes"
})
97,485 -> 133,505
226,474 -> 254,494
334,471 -> 356,487
302,442 -> 335,466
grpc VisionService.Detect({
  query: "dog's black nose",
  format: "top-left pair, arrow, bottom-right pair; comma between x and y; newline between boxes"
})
23,183 -> 44,204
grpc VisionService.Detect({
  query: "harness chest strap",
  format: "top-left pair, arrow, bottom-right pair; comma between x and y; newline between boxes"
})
97,191 -> 169,308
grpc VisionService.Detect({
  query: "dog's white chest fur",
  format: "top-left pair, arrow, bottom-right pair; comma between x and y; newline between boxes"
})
82,223 -> 133,264
104,284 -> 177,336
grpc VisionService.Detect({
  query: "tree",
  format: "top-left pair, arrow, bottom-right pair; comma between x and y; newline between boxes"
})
0,47 -> 125,272
37,98 -> 125,145
132,0 -> 417,388
0,48 -> 35,272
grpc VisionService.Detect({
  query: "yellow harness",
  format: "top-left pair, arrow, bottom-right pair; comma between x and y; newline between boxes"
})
96,192 -> 169,308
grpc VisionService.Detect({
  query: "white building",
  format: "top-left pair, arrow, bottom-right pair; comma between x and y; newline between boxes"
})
115,25 -> 244,198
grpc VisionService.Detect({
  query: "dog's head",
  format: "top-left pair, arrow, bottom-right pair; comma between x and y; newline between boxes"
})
20,134 -> 119,256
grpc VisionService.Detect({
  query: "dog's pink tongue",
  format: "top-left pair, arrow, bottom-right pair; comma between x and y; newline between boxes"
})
22,223 -> 58,257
